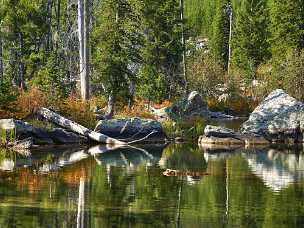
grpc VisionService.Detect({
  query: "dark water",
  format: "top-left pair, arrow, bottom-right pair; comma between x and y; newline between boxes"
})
0,144 -> 304,228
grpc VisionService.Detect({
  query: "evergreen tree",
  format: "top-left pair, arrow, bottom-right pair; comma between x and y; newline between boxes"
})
231,0 -> 270,80
139,0 -> 183,101
210,0 -> 230,68
185,0 -> 216,37
92,0 -> 142,117
268,0 -> 304,62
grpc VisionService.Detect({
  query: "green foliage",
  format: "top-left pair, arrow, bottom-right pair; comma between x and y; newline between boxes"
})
231,0 -> 270,80
0,79 -> 17,110
31,53 -> 68,101
272,50 -> 304,101
210,0 -> 230,67
185,0 -> 216,37
139,0 -> 184,101
187,51 -> 225,98
0,128 -> 16,145
92,0 -> 143,101
137,66 -> 167,102
268,0 -> 304,62
162,117 -> 206,141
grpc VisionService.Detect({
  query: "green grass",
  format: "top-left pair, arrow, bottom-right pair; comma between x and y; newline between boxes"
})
161,117 -> 206,141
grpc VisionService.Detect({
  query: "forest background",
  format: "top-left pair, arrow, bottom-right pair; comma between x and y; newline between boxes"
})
0,0 -> 303,127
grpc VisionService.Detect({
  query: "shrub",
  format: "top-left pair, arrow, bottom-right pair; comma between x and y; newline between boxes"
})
115,99 -> 155,119
272,50 -> 304,101
162,117 -> 206,141
0,79 -> 18,111
59,95 -> 96,129
187,52 -> 225,98
14,87 -> 47,119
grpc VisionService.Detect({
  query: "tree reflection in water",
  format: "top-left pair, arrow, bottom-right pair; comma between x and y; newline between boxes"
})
0,145 -> 303,227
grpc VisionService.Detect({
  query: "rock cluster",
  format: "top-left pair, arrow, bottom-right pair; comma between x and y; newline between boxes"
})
199,90 -> 304,148
199,125 -> 270,149
94,117 -> 167,143
152,91 -> 235,120
0,119 -> 88,147
240,89 -> 304,143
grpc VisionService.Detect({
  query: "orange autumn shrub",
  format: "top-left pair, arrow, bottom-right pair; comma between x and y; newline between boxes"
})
116,99 -> 155,119
59,95 -> 96,129
14,87 -> 47,119
153,100 -> 172,109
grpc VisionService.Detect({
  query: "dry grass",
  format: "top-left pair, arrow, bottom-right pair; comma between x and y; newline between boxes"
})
116,99 -> 155,119
59,95 -> 96,129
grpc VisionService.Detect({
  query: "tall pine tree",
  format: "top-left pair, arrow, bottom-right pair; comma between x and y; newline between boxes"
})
210,0 -> 230,68
231,0 -> 270,80
268,0 -> 304,62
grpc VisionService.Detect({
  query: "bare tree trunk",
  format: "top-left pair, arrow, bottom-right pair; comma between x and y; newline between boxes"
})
105,93 -> 115,119
38,107 -> 127,145
128,81 -> 135,109
0,34 -> 3,81
227,4 -> 233,75
47,0 -> 53,52
77,178 -> 85,228
18,33 -> 26,90
57,0 -> 61,36
180,0 -> 188,93
78,0 -> 90,101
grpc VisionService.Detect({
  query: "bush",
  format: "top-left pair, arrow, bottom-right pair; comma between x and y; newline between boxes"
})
0,80 -> 17,111
115,99 -> 155,119
14,87 -> 47,119
187,52 -> 225,98
162,117 -> 206,141
59,95 -> 96,129
272,50 -> 304,101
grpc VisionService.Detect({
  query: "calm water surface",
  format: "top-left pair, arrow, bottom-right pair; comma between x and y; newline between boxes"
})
0,144 -> 304,227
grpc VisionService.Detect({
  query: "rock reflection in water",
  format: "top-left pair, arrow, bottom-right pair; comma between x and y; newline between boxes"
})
94,145 -> 164,169
203,147 -> 304,192
244,149 -> 304,192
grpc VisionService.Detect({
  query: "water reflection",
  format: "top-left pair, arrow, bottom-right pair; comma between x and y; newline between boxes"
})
0,144 -> 304,227
244,149 -> 304,192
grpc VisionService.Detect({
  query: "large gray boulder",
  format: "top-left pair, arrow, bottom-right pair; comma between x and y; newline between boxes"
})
199,125 -> 270,149
240,89 -> 304,142
0,119 -> 88,146
204,125 -> 239,138
154,91 -> 234,120
0,119 -> 54,145
166,91 -> 208,119
49,128 -> 88,144
94,118 -> 167,143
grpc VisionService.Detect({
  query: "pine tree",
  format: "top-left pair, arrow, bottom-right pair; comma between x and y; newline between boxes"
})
139,0 -> 183,101
210,0 -> 230,68
231,0 -> 270,80
92,0 -> 142,117
268,0 -> 304,62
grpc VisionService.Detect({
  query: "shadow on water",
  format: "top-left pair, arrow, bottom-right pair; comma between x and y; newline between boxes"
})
0,144 -> 304,227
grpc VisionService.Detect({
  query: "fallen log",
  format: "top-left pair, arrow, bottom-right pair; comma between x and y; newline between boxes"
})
38,108 -> 126,145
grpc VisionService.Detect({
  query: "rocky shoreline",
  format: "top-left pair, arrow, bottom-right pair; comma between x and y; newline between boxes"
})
199,90 -> 304,149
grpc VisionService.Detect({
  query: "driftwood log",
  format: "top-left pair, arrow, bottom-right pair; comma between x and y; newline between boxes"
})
38,108 -> 126,145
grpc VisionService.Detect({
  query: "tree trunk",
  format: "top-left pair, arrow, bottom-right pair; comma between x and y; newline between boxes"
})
77,178 -> 85,228
46,0 -> 53,52
38,107 -> 126,145
57,0 -> 61,36
78,0 -> 90,101
105,93 -> 115,120
0,34 -> 3,81
180,0 -> 188,93
227,4 -> 233,75
128,81 -> 135,109
18,32 -> 26,90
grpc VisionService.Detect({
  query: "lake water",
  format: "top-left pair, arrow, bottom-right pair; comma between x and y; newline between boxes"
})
0,144 -> 304,227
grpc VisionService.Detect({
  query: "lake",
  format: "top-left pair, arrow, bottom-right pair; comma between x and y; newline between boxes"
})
0,144 -> 304,227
